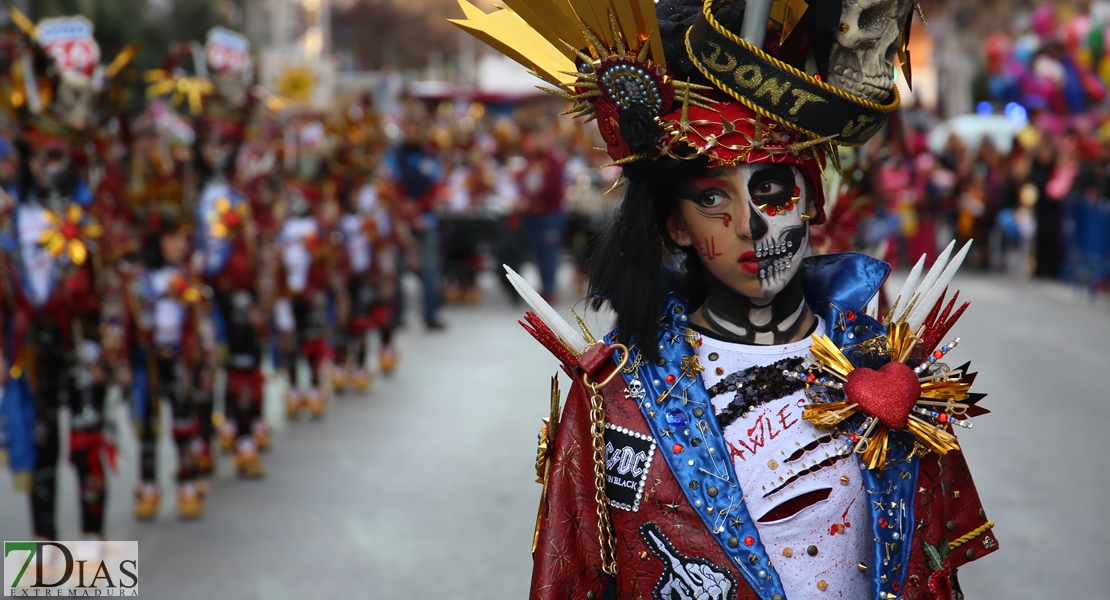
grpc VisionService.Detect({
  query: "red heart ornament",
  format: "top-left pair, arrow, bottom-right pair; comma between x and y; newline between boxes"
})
843,362 -> 922,431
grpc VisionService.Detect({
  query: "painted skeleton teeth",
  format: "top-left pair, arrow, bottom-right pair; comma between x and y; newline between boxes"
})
755,239 -> 799,280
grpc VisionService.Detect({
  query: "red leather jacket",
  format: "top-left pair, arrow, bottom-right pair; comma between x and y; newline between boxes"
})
531,354 -> 998,600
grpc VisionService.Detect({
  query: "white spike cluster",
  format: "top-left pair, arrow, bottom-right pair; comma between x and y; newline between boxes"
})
504,265 -> 588,355
893,240 -> 972,331
865,291 -> 880,318
892,254 -> 926,319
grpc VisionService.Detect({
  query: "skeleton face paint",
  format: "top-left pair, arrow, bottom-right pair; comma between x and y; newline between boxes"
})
200,131 -> 234,174
672,163 -> 811,302
826,0 -> 914,103
29,142 -> 75,193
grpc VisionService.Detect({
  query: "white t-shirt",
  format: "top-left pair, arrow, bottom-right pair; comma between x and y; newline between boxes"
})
697,319 -> 871,599
150,267 -> 186,346
15,203 -> 57,306
278,217 -> 317,293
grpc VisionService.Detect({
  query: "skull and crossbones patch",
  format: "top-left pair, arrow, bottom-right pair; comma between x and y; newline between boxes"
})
641,522 -> 737,600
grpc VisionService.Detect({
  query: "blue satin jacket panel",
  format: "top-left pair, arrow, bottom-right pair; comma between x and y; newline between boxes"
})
606,252 -> 918,600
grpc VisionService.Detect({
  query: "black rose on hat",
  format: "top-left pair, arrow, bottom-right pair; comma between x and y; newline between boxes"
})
618,106 -> 661,154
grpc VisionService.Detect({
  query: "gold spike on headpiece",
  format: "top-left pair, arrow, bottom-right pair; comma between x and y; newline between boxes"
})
449,0 -> 666,93
8,7 -> 35,37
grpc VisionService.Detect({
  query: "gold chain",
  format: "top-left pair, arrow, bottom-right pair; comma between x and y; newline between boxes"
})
621,344 -> 644,374
587,381 -> 619,575
582,343 -> 628,576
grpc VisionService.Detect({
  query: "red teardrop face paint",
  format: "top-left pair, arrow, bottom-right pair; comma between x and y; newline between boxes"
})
722,213 -> 732,228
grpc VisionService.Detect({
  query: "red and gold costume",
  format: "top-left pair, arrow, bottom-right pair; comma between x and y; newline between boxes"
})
0,11 -> 134,539
274,118 -> 347,418
330,105 -> 401,388
146,26 -> 269,477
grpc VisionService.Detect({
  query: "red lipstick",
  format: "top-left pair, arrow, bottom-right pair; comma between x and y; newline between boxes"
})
737,250 -> 759,274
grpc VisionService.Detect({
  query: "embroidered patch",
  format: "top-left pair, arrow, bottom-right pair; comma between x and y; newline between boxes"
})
641,522 -> 738,600
604,423 -> 656,512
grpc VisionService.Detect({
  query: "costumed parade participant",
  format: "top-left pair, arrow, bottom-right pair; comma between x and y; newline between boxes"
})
147,27 -> 269,477
453,0 -> 998,598
121,206 -> 215,520
275,116 -> 347,418
0,12 -> 134,539
331,104 -> 402,390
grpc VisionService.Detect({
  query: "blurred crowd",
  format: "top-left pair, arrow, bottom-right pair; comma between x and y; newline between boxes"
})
0,11 -> 627,541
384,103 -> 619,309
822,114 -> 1110,296
6,4 -> 1110,545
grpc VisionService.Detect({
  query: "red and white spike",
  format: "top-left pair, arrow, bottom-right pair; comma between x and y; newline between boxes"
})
905,241 -> 972,332
504,265 -> 587,355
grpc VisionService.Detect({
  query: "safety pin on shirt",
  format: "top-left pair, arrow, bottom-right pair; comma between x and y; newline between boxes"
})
712,494 -> 745,534
696,419 -> 734,486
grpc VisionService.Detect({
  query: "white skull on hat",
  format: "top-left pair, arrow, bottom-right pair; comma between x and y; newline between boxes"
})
827,0 -> 914,103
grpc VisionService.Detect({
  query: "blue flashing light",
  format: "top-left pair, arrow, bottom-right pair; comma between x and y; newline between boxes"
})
976,101 -> 993,116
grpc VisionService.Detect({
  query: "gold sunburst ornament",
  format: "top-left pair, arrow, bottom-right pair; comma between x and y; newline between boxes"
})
37,204 -> 102,266
207,197 -> 248,239
786,242 -> 988,471
167,271 -> 206,306
275,65 -> 315,103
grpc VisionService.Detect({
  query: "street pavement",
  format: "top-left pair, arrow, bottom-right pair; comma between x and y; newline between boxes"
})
0,267 -> 1108,599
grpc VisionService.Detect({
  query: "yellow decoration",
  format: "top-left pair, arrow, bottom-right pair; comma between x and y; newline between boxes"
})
36,204 -> 101,266
145,70 -> 215,115
275,66 -> 316,103
769,0 -> 808,45
168,272 -> 205,306
207,197 -> 248,239
449,0 -> 665,88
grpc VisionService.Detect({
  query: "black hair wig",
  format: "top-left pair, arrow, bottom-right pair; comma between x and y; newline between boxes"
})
585,154 -> 711,360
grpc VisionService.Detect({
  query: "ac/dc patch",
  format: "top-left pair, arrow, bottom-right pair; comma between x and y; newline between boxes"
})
604,423 -> 656,512
640,522 -> 738,600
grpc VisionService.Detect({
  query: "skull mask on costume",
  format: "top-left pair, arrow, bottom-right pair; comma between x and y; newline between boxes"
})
52,71 -> 99,131
28,141 -> 76,194
744,164 -> 810,296
826,0 -> 913,103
